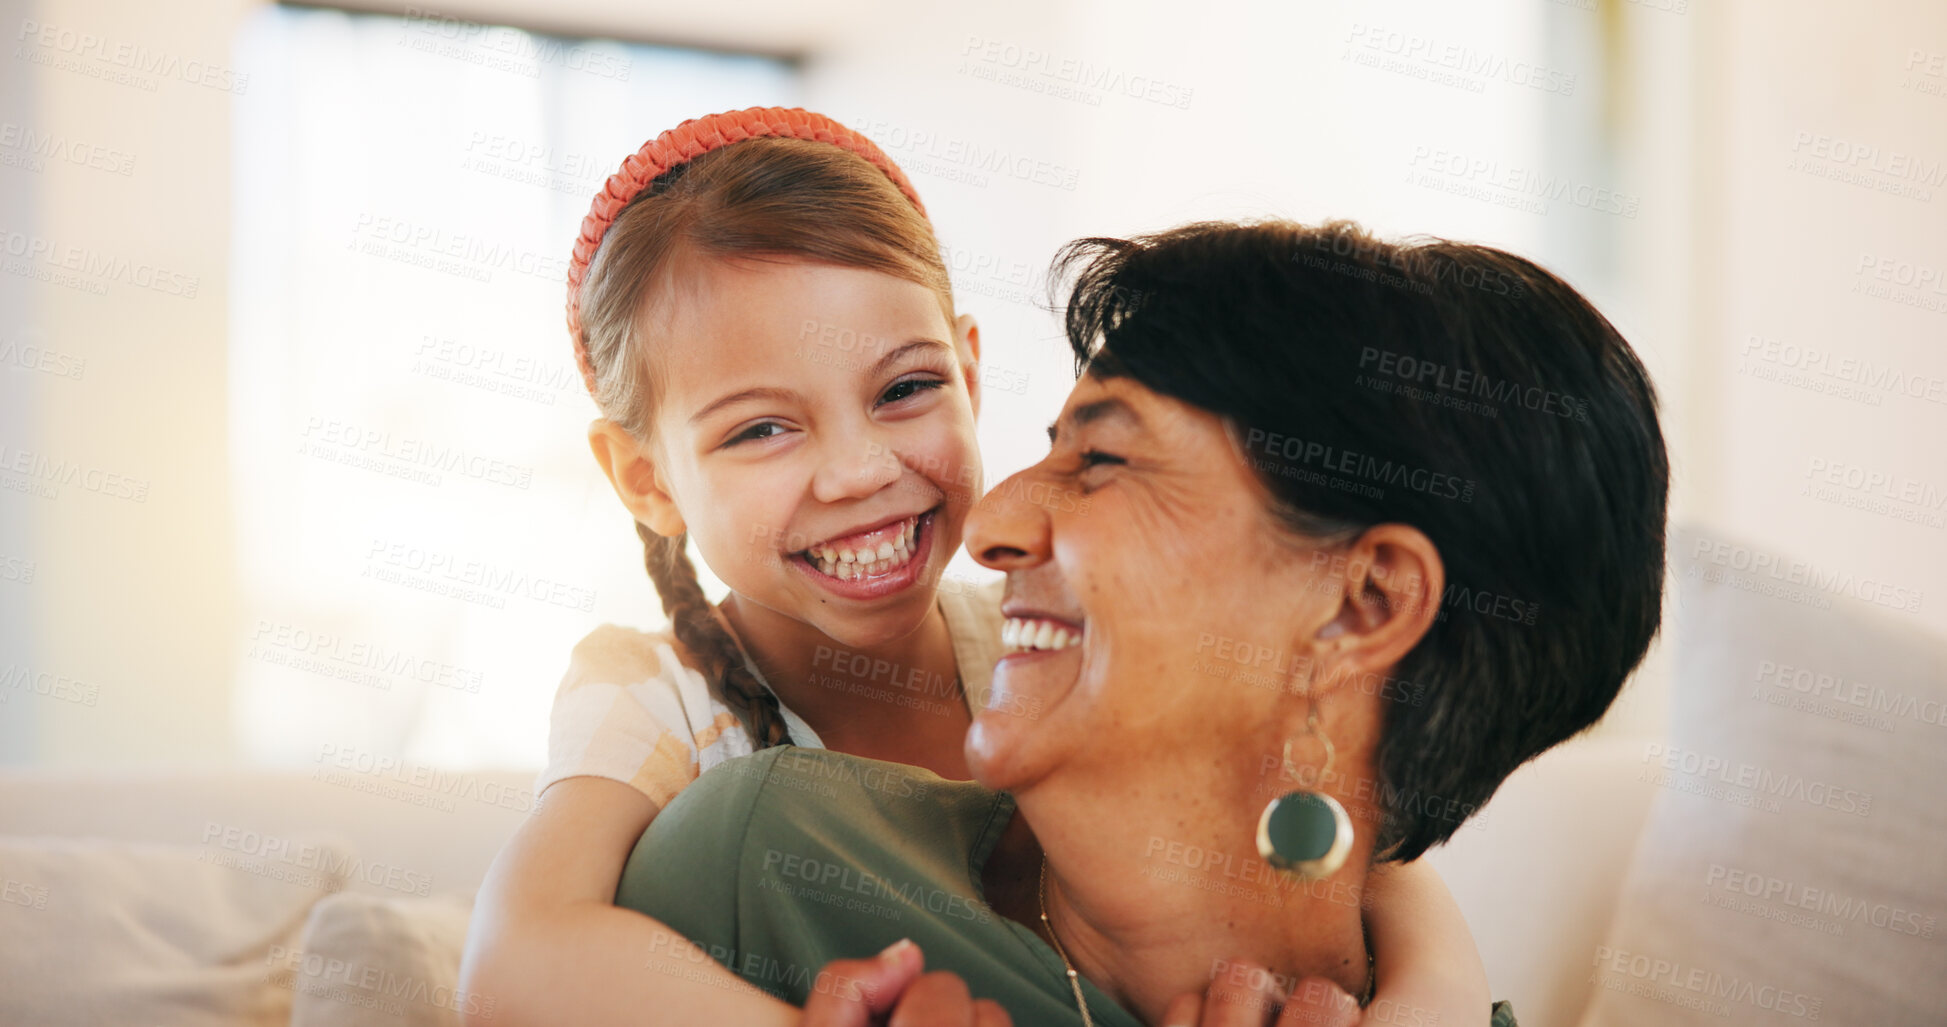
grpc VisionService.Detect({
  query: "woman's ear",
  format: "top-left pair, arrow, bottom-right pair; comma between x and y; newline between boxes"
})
955,312 -> 982,419
587,419 -> 686,537
1314,524 -> 1444,687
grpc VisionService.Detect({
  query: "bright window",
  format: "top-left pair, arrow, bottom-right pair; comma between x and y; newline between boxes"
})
228,5 -> 797,768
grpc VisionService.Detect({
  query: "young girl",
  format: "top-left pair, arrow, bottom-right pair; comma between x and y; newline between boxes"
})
459,107 -> 1489,1025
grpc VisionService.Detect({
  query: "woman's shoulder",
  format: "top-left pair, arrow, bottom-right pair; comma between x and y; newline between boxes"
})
671,747 -> 1008,856
644,744 -> 785,818
624,747 -> 1010,927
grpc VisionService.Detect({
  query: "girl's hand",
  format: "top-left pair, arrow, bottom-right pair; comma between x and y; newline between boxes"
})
1360,860 -> 1491,1026
1161,960 -> 1361,1027
800,939 -> 1013,1027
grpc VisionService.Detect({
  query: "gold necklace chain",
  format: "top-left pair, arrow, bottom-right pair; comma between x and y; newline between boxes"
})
1037,857 -> 1096,1027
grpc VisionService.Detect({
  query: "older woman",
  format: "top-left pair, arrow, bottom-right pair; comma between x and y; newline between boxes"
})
616,219 -> 1668,1026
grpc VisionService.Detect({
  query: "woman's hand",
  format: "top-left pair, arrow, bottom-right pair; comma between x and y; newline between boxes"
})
800,940 -> 1012,1027
1161,960 -> 1362,1027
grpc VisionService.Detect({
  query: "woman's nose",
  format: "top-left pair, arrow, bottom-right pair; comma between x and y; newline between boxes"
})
965,469 -> 1051,571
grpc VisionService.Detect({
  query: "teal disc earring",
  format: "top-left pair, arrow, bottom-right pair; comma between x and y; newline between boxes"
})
1256,707 -> 1353,879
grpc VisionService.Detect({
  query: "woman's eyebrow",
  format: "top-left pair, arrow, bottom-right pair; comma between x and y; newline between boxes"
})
1046,397 -> 1139,444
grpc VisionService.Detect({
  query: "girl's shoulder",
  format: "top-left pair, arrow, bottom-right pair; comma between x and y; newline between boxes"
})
557,624 -> 694,703
936,576 -> 1006,711
936,574 -> 1005,615
563,621 -> 674,672
554,622 -> 731,724
539,623 -> 763,806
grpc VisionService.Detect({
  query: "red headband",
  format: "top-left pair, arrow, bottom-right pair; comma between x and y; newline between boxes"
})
564,106 -> 929,395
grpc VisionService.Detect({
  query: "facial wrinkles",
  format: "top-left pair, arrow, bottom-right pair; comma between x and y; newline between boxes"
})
1034,421 -> 1181,755
1104,397 -> 1309,750
1087,399 -> 1224,615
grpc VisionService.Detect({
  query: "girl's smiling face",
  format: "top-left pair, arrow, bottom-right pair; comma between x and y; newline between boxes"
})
598,256 -> 982,649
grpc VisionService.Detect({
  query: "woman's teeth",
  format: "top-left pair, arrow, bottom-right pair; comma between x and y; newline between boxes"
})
1001,618 -> 1082,654
805,516 -> 919,580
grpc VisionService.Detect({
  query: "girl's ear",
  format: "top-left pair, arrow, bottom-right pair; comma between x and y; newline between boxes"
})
955,312 -> 983,419
588,419 -> 687,537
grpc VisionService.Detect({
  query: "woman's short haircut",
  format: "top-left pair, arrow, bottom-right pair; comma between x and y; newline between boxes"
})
1053,220 -> 1669,862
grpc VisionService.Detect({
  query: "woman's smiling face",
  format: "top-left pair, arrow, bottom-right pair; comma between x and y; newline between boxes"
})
962,371 -> 1344,792
628,257 -> 982,649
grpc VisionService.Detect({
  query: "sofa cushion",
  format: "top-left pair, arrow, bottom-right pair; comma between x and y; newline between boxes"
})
283,890 -> 480,1027
0,834 -> 353,1026
1579,530 -> 1947,1025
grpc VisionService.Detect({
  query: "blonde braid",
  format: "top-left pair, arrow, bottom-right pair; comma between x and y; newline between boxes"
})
636,521 -> 793,749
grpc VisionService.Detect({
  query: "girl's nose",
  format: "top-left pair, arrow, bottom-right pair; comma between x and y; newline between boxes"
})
809,433 -> 903,504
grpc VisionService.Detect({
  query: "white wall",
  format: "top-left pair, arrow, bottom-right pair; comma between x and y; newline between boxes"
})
1692,1 -> 1946,631
1604,0 -> 1947,736
4,0 -> 255,764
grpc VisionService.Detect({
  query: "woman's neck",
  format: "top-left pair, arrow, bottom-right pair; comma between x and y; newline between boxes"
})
1018,756 -> 1375,1024
718,592 -> 971,778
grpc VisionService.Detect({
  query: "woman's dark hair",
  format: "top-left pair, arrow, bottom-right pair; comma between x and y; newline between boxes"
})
1052,219 -> 1669,862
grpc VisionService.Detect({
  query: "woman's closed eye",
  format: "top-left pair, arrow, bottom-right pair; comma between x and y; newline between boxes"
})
1075,448 -> 1126,489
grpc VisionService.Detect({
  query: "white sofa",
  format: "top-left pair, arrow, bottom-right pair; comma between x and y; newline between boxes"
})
0,742 -> 1650,1026
4,528 -> 1942,1026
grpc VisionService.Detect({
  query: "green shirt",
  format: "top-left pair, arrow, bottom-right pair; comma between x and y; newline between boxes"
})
616,746 -> 1516,1027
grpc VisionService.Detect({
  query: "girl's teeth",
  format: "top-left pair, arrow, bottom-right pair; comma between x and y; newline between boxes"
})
803,515 -> 926,581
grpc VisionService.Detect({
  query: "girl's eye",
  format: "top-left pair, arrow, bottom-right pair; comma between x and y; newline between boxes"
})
726,422 -> 789,446
879,376 -> 947,406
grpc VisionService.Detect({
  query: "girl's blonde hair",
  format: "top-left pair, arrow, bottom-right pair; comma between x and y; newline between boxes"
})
577,135 -> 955,747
